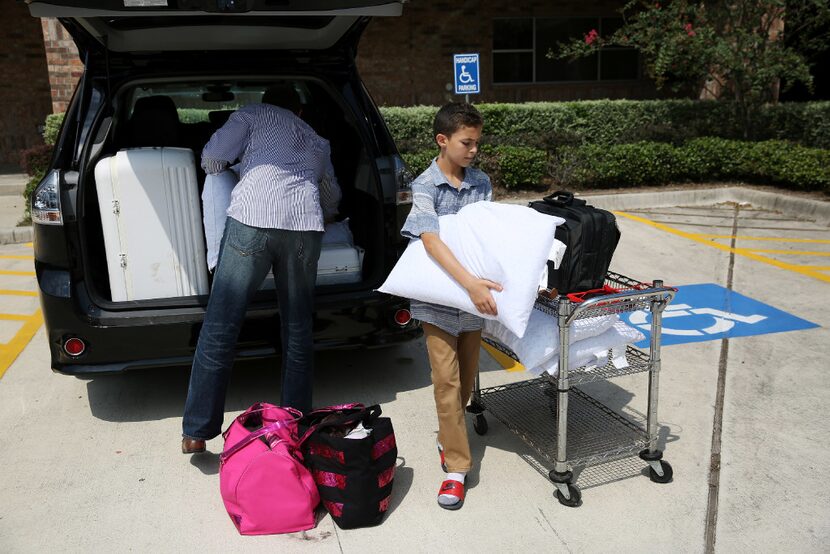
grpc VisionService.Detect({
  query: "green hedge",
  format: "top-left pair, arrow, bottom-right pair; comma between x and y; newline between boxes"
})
405,139 -> 830,192
380,100 -> 830,150
557,138 -> 830,191
479,145 -> 548,188
402,145 -> 548,189
43,113 -> 65,146
39,104 -> 830,192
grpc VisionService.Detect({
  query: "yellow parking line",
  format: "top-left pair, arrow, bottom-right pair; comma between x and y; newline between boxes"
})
24,243 -> 33,248
0,310 -> 42,380
0,255 -> 33,260
0,270 -> 36,277
695,234 -> 830,244
482,341 -> 525,372
740,248 -> 830,257
615,211 -> 830,284
0,290 -> 38,297
800,266 -> 830,271
0,313 -> 33,321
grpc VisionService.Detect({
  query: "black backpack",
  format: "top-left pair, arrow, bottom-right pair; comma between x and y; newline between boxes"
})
528,191 -> 621,294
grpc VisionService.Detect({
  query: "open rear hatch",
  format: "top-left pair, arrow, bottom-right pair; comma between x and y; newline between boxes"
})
27,0 -> 404,308
27,0 -> 403,55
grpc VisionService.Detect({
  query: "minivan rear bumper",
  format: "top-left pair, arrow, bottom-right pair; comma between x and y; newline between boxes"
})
39,276 -> 420,375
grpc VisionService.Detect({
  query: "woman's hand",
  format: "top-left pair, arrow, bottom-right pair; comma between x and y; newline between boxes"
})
465,278 -> 503,316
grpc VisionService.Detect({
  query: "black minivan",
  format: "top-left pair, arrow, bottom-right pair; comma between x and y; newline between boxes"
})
26,1 -> 419,375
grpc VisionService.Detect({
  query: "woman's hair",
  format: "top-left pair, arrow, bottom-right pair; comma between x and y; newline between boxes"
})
433,102 -> 483,140
262,84 -> 301,114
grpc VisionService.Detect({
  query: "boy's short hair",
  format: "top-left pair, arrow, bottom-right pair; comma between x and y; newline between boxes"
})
262,84 -> 302,114
433,102 -> 483,139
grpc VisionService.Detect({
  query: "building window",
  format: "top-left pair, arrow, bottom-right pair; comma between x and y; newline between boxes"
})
493,17 -> 639,84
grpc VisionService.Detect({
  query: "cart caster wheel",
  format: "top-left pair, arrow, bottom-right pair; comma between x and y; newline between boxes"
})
473,414 -> 488,435
554,484 -> 582,507
648,460 -> 673,483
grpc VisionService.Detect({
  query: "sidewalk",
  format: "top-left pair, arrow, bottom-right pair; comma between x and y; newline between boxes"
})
0,173 -> 32,245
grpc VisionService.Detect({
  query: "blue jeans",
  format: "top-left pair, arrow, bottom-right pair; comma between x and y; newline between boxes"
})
182,217 -> 322,440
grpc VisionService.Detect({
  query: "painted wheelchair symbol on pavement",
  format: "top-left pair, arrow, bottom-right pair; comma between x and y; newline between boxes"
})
629,304 -> 767,336
620,283 -> 818,346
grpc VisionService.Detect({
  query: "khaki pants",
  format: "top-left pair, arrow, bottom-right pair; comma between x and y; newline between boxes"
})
422,322 -> 481,473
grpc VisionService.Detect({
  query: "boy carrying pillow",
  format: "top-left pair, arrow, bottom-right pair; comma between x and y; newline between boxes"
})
400,102 -> 502,510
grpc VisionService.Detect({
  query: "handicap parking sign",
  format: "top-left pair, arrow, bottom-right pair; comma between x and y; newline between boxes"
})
454,53 -> 480,95
621,284 -> 819,347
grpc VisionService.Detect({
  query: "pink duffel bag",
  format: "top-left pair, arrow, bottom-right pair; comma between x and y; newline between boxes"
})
219,403 -> 320,535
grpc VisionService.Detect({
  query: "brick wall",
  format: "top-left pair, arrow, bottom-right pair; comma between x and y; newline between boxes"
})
357,0 -> 663,106
40,18 -> 83,114
0,4 -> 53,169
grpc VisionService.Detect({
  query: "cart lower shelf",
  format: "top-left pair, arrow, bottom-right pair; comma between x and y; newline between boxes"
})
477,378 -> 648,468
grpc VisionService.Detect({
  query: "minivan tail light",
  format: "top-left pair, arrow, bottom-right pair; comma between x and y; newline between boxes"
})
32,170 -> 62,226
394,309 -> 412,326
393,155 -> 413,205
63,337 -> 86,357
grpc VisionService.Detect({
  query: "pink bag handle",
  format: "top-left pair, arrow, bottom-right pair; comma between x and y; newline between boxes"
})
220,419 -> 297,464
221,404 -> 302,440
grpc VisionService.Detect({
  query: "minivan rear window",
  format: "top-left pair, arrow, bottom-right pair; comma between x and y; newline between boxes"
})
105,15 -> 335,30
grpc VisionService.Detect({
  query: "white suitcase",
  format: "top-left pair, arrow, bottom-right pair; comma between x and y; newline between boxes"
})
259,242 -> 363,289
95,147 -> 209,301
316,242 -> 363,285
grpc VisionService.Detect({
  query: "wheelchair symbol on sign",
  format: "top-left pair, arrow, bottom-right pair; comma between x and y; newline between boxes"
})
458,65 -> 474,84
629,304 -> 768,336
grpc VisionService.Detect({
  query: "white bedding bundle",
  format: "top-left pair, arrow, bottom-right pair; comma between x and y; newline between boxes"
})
484,311 -> 644,377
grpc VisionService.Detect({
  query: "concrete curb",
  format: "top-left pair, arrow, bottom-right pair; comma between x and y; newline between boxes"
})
506,186 -> 830,226
0,226 -> 33,245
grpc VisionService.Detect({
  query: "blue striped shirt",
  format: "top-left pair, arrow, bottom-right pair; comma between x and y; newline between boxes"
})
401,159 -> 493,336
201,103 -> 341,231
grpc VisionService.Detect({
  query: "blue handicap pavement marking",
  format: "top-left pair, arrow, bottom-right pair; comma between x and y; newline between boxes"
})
454,53 -> 480,94
621,283 -> 819,347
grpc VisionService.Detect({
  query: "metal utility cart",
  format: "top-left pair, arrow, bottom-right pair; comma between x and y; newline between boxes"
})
468,272 -> 676,507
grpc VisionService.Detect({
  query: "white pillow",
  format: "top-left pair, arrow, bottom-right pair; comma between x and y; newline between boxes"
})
202,169 -> 238,271
483,310 -> 619,370
378,202 -> 564,338
532,320 -> 645,377
322,218 -> 354,245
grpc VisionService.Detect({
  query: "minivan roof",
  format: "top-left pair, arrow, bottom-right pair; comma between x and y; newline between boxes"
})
27,1 -> 404,53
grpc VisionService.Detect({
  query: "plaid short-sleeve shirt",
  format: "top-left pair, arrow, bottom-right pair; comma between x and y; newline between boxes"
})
400,159 -> 493,336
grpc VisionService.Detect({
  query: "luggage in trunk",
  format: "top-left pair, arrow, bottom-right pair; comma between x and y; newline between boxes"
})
260,242 -> 363,289
528,191 -> 620,294
94,147 -> 209,301
316,242 -> 364,285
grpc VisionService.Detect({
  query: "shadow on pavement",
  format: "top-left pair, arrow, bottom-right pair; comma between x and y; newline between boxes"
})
84,341 -> 431,423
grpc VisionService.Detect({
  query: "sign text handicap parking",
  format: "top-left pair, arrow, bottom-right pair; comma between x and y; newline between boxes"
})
621,284 -> 819,347
454,53 -> 480,95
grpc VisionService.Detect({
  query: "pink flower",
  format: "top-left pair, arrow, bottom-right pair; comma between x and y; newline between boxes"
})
585,29 -> 599,45
684,22 -> 696,36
